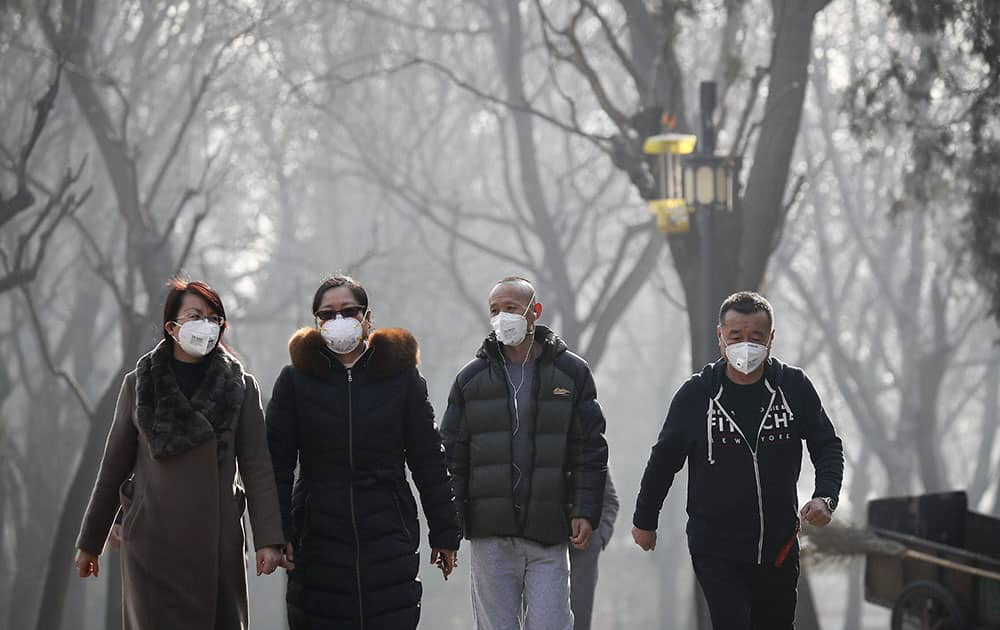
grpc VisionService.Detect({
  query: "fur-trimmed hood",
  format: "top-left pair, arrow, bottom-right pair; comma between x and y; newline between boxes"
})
288,327 -> 419,382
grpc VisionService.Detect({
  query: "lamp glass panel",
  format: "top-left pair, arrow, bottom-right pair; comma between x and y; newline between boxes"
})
670,154 -> 683,199
715,166 -> 727,205
684,165 -> 695,204
696,166 -> 714,205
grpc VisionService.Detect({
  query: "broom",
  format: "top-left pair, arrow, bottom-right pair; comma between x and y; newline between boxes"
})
799,522 -> 1000,582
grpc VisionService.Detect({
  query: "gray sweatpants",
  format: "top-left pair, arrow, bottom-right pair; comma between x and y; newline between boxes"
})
470,537 -> 574,630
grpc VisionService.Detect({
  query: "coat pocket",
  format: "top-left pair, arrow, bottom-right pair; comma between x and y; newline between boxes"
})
391,490 -> 412,541
118,476 -> 142,538
296,494 -> 312,552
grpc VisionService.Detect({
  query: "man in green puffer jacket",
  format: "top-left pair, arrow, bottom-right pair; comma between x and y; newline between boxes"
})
441,276 -> 609,630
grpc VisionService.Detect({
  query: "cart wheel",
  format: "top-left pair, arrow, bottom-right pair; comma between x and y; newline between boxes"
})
890,580 -> 965,630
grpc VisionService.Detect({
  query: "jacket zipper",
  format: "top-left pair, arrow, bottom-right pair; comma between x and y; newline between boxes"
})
714,387 -> 777,564
347,368 -> 365,629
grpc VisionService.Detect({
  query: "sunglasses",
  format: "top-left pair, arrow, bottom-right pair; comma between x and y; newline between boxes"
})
315,306 -> 366,321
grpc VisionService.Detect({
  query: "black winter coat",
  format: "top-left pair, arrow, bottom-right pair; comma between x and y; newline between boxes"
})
633,358 -> 844,565
266,327 -> 460,630
441,326 -> 609,545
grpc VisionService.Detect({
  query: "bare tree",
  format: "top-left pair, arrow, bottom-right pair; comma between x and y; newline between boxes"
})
0,66 -> 91,294
1,2 -> 269,628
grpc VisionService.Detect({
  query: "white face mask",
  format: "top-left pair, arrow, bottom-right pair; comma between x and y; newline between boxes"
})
490,295 -> 535,346
320,314 -> 366,354
173,319 -> 220,357
723,339 -> 769,375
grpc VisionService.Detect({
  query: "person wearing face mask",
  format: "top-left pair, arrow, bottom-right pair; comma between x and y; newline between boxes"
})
74,279 -> 287,630
440,276 -> 609,630
631,291 -> 844,630
266,275 -> 460,630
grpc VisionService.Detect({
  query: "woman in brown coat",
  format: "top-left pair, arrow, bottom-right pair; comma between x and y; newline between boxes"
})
74,279 -> 287,630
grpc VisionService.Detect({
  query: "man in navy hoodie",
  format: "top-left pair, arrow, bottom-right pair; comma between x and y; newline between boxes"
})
632,291 -> 843,629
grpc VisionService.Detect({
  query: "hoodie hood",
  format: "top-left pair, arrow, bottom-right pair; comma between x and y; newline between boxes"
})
693,356 -> 788,397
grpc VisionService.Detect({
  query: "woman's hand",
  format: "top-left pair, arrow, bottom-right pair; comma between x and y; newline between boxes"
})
108,524 -> 123,550
431,549 -> 457,580
75,549 -> 99,577
255,546 -> 284,576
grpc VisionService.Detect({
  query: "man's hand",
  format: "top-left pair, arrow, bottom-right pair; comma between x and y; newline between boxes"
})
431,549 -> 457,580
279,542 -> 295,571
75,549 -> 99,577
631,527 -> 656,551
256,546 -> 284,576
570,518 -> 593,550
800,498 -> 833,527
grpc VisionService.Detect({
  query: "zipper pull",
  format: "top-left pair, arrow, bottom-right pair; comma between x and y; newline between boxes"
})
347,368 -> 353,383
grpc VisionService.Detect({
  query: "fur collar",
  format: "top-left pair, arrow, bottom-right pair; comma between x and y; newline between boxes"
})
289,327 -> 419,383
134,341 -> 246,461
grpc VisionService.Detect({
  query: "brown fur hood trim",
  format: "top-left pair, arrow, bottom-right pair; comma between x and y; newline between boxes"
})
289,327 -> 419,382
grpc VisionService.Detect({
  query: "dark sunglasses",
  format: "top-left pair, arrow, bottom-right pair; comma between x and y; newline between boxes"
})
315,306 -> 366,321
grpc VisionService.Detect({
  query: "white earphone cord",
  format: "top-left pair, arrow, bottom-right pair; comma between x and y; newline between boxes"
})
503,332 -> 535,494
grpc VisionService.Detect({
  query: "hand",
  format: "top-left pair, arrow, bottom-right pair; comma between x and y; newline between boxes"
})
75,549 -> 99,578
800,498 -> 833,527
570,518 -> 593,550
431,548 -> 457,580
279,542 -> 295,572
108,524 -> 123,551
632,527 -> 657,551
256,546 -> 283,576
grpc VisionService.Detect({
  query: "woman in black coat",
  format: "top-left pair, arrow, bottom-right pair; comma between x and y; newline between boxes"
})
266,275 -> 460,629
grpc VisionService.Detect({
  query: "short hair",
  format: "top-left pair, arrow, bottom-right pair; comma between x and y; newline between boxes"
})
492,276 -> 536,301
718,291 -> 773,328
162,278 -> 227,347
312,275 -> 368,315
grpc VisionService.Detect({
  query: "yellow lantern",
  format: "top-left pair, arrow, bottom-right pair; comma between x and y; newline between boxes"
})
642,133 -> 697,233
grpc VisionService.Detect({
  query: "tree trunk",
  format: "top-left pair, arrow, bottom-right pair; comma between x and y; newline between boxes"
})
33,377 -> 125,630
737,0 -> 831,290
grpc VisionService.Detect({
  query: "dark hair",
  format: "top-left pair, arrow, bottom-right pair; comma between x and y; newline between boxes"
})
312,275 -> 369,315
162,278 -> 227,346
719,291 -> 773,328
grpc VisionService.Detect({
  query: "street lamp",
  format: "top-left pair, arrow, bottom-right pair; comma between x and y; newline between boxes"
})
642,132 -> 697,233
682,154 -> 740,213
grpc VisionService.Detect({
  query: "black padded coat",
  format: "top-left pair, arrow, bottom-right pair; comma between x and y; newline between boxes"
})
266,327 -> 460,630
440,326 -> 609,545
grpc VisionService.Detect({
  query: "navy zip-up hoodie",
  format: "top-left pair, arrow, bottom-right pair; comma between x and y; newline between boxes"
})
633,357 -> 844,565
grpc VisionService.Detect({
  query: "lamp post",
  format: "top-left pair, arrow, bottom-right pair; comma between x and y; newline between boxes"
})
682,81 -> 740,363
643,85 -> 740,630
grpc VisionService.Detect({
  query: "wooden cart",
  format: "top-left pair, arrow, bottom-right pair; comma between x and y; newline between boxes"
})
864,491 -> 1000,629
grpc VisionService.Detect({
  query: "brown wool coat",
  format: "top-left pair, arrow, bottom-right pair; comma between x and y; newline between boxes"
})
76,360 -> 285,630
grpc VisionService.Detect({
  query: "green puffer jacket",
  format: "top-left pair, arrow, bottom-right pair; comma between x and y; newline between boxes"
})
441,326 -> 608,545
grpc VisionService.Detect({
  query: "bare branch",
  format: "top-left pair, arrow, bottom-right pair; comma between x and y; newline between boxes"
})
144,21 -> 254,212
0,158 -> 91,295
334,0 -> 491,36
533,0 -> 630,133
414,55 -> 615,148
173,207 -> 209,276
731,65 -> 768,157
18,286 -> 95,417
0,63 -> 62,228
580,0 -> 648,96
